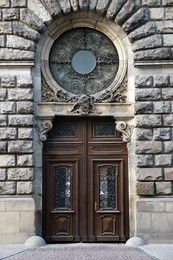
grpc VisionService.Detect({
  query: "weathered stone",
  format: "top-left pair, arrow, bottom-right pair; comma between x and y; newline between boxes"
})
163,114 -> 173,126
17,182 -> 32,194
156,21 -> 173,33
13,22 -> 40,42
8,89 -> 34,101
0,155 -> 15,167
0,0 -> 10,7
0,142 -> 7,153
164,168 -> 173,180
0,182 -> 16,195
17,154 -> 33,166
17,75 -> 32,88
0,115 -> 7,126
58,0 -> 71,14
28,0 -> 52,24
0,22 -> 12,34
154,75 -> 169,87
106,0 -> 128,19
156,182 -> 172,195
132,35 -> 162,51
137,155 -> 153,166
136,141 -> 162,154
0,128 -> 17,140
8,168 -> 34,180
134,48 -> 172,60
79,0 -> 89,9
163,34 -> 173,47
135,102 -> 153,114
0,169 -> 6,181
18,128 -> 33,139
154,128 -> 171,141
128,22 -> 156,43
8,141 -> 33,153
154,101 -> 171,114
135,89 -> 161,101
136,128 -> 153,141
6,35 -> 35,51
137,168 -> 162,181
162,0 -> 173,6
96,0 -> 111,14
70,0 -> 79,11
20,9 -> 46,32
11,0 -> 27,7
165,7 -> 173,20
155,154 -> 172,166
115,0 -> 139,25
135,75 -> 153,87
9,115 -> 33,126
136,114 -> 161,128
0,36 -> 5,47
0,89 -> 7,101
137,200 -> 165,212
0,48 -> 34,61
150,8 -> 164,20
41,0 -> 62,16
3,8 -> 19,21
136,182 -> 155,196
164,141 -> 173,153
162,89 -> 173,100
17,102 -> 34,113
123,8 -> 149,34
142,0 -> 161,6
0,102 -> 15,114
1,75 -> 16,88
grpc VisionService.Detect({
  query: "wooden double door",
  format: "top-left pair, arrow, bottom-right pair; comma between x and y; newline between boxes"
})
43,117 -> 129,242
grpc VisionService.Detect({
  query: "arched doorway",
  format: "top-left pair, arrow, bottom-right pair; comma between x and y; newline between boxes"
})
42,116 -> 129,242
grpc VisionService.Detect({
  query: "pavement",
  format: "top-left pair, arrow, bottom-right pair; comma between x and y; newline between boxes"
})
0,243 -> 173,260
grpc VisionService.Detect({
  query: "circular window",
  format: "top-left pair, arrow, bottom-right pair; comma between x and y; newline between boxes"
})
49,28 -> 119,96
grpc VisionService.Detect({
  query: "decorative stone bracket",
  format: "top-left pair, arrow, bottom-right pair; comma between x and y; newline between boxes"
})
39,120 -> 53,141
115,121 -> 134,142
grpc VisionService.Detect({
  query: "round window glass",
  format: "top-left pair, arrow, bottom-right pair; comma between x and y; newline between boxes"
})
49,28 -> 119,95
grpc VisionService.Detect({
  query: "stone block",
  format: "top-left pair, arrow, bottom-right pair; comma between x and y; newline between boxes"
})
154,101 -> 171,113
18,128 -> 33,139
0,102 -> 15,114
6,35 -> 35,51
0,22 -> 12,34
0,48 -> 34,61
0,169 -> 6,180
17,182 -> 33,194
5,197 -> 35,211
13,21 -> 40,42
164,141 -> 173,153
0,142 -> 7,153
136,182 -> 155,196
163,34 -> 173,47
0,0 -> 10,7
156,182 -> 172,195
40,0 -> 61,16
135,75 -> 153,87
3,8 -> 19,21
154,75 -> 169,87
156,21 -> 173,33
135,102 -> 153,114
136,141 -> 162,154
0,115 -> 7,126
0,89 -> 7,101
11,0 -> 27,7
0,182 -> 16,195
128,22 -> 156,43
136,212 -> 152,233
17,75 -> 32,88
115,0 -> 139,25
136,115 -> 162,127
163,114 -> 173,126
8,141 -> 33,154
0,155 -> 15,167
137,168 -> 163,181
0,36 -> 5,47
8,89 -> 33,101
166,200 -> 173,212
20,211 -> 35,232
153,128 -> 171,141
164,168 -> 173,180
155,154 -> 172,166
9,115 -> 33,126
142,0 -> 161,6
1,75 -> 16,88
17,102 -> 34,113
135,89 -> 161,101
134,48 -> 172,61
132,34 -> 162,51
0,128 -> 17,140
0,212 -> 19,232
152,212 -> 173,234
162,0 -> 173,5
137,199 -> 165,212
8,168 -> 34,180
28,0 -> 52,24
17,154 -> 33,166
20,9 -> 45,32
150,8 -> 164,20
162,88 -> 173,100
137,155 -> 153,167
136,128 -> 153,141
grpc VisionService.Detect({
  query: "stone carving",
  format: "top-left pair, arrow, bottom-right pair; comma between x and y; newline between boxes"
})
39,120 -> 53,141
116,121 -> 134,142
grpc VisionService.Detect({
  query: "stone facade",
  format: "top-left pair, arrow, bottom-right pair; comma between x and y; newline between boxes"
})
0,0 -> 173,243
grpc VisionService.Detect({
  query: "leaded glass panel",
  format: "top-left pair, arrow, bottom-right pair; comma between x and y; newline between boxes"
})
99,165 -> 116,209
54,165 -> 71,209
94,124 -> 115,136
54,124 -> 76,137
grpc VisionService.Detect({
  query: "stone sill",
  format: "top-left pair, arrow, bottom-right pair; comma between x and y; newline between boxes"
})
0,61 -> 34,67
134,60 -> 173,67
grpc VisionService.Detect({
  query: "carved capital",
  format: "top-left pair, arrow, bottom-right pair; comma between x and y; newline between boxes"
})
116,121 -> 134,143
39,120 -> 53,141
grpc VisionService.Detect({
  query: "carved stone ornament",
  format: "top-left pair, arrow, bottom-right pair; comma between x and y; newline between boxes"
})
115,121 -> 134,142
39,120 -> 53,141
